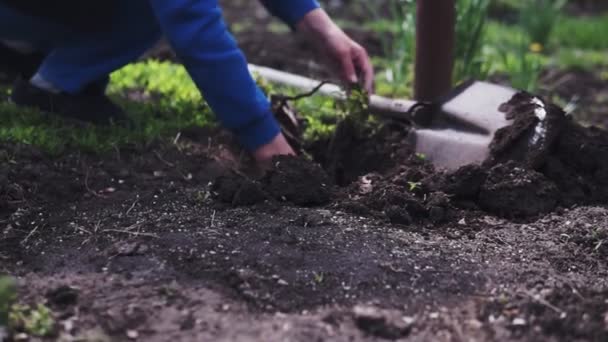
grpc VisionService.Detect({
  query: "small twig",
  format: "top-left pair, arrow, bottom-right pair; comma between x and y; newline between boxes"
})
21,224 -> 42,245
125,199 -> 139,216
120,222 -> 144,232
113,145 -> 121,162
93,220 -> 102,234
173,132 -> 182,145
211,210 -> 216,228
154,150 -> 175,167
525,291 -> 565,315
274,81 -> 329,105
103,229 -> 159,238
84,169 -> 105,199
74,225 -> 92,235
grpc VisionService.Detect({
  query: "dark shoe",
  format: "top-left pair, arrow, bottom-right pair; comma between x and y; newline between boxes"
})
0,43 -> 45,80
9,79 -> 132,126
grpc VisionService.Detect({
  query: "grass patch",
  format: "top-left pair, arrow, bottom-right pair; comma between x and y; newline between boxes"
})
0,60 -> 341,154
553,15 -> 608,50
0,276 -> 16,328
0,61 -> 216,154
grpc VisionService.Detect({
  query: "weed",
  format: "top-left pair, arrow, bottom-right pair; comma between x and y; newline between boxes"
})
499,40 -> 545,92
454,0 -> 491,82
313,272 -> 324,284
553,15 -> 608,50
360,0 -> 416,96
9,303 -> 54,337
407,181 -> 422,192
519,0 -> 566,47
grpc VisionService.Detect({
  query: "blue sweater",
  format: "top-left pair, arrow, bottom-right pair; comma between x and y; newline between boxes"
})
150,0 -> 320,150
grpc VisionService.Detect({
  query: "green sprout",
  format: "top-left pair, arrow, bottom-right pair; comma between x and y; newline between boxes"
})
408,181 -> 422,192
313,272 -> 324,284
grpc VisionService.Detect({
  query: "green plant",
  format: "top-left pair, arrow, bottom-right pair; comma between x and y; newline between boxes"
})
0,60 -> 218,154
519,0 -> 566,47
313,272 -> 324,284
553,14 -> 608,50
454,0 -> 491,82
0,276 -> 17,328
407,181 -> 422,192
499,41 -> 544,92
361,0 -> 416,96
9,303 -> 54,337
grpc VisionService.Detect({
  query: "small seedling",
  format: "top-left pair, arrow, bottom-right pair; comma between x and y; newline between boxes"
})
415,153 -> 427,161
408,181 -> 422,192
313,272 -> 324,284
193,189 -> 211,204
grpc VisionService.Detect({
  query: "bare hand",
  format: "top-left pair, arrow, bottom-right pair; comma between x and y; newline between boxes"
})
252,133 -> 295,170
296,9 -> 375,93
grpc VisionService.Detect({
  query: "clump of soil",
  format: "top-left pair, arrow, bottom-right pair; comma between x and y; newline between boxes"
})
438,164 -> 488,200
543,120 -> 608,206
313,120 -> 412,186
490,91 -> 566,169
212,173 -> 268,206
264,155 -> 332,205
479,161 -> 559,217
213,155 -> 332,206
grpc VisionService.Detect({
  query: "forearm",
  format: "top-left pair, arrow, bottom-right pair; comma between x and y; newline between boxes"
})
149,0 -> 280,150
259,0 -> 320,28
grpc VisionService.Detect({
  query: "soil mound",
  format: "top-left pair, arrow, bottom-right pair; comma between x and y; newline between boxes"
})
543,121 -> 608,206
213,156 -> 332,206
212,92 -> 608,221
325,93 -> 608,220
479,161 -> 559,217
264,155 -> 332,205
212,173 -> 268,206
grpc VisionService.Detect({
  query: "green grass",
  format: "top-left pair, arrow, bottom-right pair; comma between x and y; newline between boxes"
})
454,0 -> 491,82
0,276 -> 16,328
553,15 -> 608,50
0,61 -> 216,155
0,60 -> 343,154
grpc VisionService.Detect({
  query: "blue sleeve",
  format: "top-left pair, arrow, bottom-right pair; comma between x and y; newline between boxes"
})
149,0 -> 280,151
259,0 -> 320,28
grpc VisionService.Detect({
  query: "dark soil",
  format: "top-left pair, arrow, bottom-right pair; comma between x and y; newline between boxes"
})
478,162 -> 559,217
3,112 -> 608,340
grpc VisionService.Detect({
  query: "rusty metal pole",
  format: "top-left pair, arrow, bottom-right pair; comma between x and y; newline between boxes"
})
414,0 -> 456,102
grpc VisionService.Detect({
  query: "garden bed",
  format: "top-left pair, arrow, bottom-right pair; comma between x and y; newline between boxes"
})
2,103 -> 608,341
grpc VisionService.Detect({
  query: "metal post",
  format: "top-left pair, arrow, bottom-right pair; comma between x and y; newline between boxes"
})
414,0 -> 456,102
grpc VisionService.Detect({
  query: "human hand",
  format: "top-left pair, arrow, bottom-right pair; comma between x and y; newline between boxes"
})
252,132 -> 295,170
296,9 -> 375,93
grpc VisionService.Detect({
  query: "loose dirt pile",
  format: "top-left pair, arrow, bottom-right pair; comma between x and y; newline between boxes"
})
213,156 -> 331,207
292,92 -> 608,223
213,93 -> 608,231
